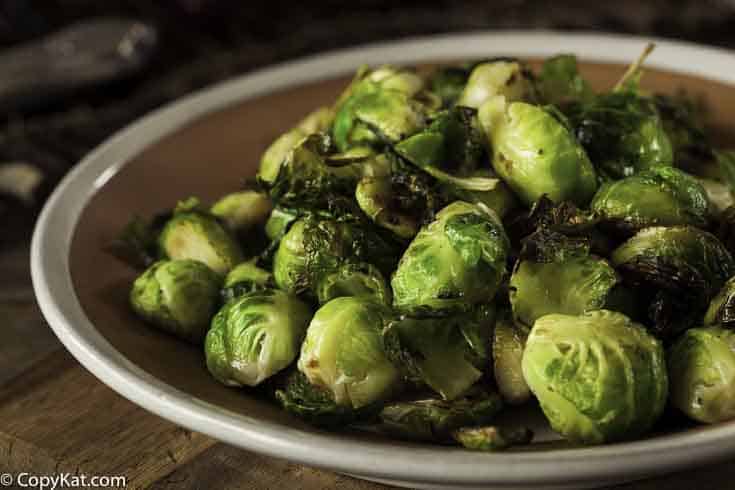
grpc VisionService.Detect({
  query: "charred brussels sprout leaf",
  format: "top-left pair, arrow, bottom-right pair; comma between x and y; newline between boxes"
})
205,289 -> 311,387
457,60 -> 534,108
258,106 -> 333,185
668,326 -> 735,423
492,311 -> 531,405
591,166 -> 710,232
452,425 -> 533,451
522,310 -> 668,444
612,226 -> 735,338
536,54 -> 593,105
383,305 -> 494,400
267,134 -> 363,209
394,107 -> 498,191
391,201 -> 509,314
130,259 -> 221,343
221,260 -> 275,302
653,92 -> 712,171
377,389 -> 504,442
298,297 -> 401,409
705,277 -> 735,328
480,97 -> 597,206
567,91 -> 673,179
158,197 -> 243,275
275,370 -> 378,428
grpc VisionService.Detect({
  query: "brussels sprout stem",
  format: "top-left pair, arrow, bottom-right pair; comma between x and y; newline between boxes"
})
614,43 -> 655,92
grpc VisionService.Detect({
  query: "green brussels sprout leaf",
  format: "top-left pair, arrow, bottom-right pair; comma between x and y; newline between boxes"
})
537,54 -> 593,105
452,425 -> 533,451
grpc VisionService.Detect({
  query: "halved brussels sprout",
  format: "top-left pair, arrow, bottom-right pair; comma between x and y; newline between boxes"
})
668,326 -> 735,423
492,311 -> 531,405
158,198 -> 243,275
205,289 -> 311,387
383,305 -> 494,400
316,262 -> 391,305
210,190 -> 272,234
130,259 -> 221,343
705,276 -> 735,328
522,310 -> 668,444
298,296 -> 400,409
378,389 -> 504,442
479,97 -> 597,206
221,260 -> 274,302
568,91 -> 673,179
457,61 -> 533,108
258,106 -> 332,185
536,54 -> 593,105
510,243 -> 629,329
591,166 -> 710,231
391,201 -> 509,313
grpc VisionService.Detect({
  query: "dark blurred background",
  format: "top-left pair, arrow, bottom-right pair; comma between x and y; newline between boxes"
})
1,0 -> 735,245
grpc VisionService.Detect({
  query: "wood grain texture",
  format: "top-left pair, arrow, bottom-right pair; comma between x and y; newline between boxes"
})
0,350 -> 215,488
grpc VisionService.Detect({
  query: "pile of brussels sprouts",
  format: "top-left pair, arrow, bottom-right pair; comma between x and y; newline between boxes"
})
116,49 -> 735,450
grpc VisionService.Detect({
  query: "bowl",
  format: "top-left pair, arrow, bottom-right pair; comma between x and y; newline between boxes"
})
31,32 -> 735,489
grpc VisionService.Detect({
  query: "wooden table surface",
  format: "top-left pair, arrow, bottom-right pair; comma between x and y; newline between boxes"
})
1,239 -> 735,489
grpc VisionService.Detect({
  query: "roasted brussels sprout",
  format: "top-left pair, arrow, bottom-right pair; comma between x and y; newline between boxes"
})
130,259 -> 221,343
452,425 -> 533,451
298,297 -> 401,408
210,190 -> 272,234
568,91 -> 674,179
158,198 -> 243,275
457,61 -> 533,108
612,226 -> 735,338
522,310 -> 668,444
479,97 -> 597,206
332,66 -> 430,152
258,106 -> 332,185
391,201 -> 509,313
272,219 -> 309,293
383,305 -> 494,400
377,389 -> 504,442
536,54 -> 592,105
705,276 -> 735,328
668,326 -> 735,423
510,243 -> 627,329
591,166 -> 710,231
316,262 -> 391,305
221,260 -> 275,302
205,289 -> 311,387
492,311 -> 531,405
273,215 -> 399,297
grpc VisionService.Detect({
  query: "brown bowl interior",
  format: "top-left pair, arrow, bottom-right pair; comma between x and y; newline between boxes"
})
69,60 -> 735,446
